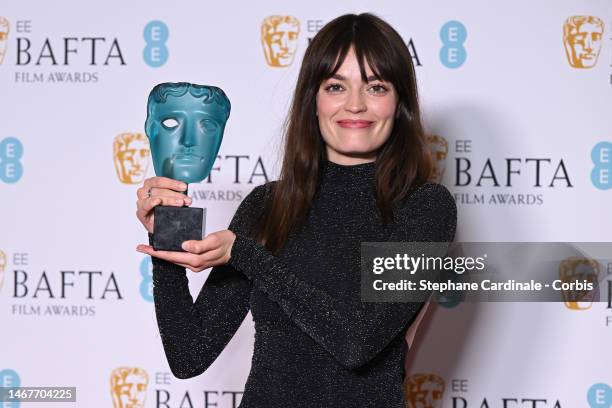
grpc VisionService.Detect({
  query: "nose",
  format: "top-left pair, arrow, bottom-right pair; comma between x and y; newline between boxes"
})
128,386 -> 138,402
280,33 -> 289,50
179,119 -> 197,148
584,34 -> 593,51
344,89 -> 367,114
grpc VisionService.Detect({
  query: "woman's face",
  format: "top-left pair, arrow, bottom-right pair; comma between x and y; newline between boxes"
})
316,46 -> 398,165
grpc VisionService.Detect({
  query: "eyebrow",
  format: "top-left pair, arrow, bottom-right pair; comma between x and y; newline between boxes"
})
330,73 -> 382,82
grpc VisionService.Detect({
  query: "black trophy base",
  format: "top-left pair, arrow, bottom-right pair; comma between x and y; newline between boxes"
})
152,205 -> 206,251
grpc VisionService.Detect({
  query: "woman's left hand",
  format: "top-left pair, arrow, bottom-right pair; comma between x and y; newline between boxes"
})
136,230 -> 237,272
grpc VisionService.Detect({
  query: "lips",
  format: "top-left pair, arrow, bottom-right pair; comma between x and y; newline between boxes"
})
173,153 -> 203,161
336,120 -> 374,128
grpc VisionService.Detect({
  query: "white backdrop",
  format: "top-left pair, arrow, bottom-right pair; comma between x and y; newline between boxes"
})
0,0 -> 611,407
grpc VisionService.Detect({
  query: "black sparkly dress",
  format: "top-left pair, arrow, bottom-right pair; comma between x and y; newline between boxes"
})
150,159 -> 457,407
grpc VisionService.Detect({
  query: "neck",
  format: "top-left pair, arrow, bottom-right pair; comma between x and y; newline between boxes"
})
320,158 -> 377,189
325,155 -> 377,166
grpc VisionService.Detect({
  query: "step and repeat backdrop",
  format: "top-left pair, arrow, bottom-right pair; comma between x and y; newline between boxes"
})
1,0 -> 611,407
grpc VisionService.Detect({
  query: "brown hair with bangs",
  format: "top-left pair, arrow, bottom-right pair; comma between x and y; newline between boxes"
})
252,12 -> 432,254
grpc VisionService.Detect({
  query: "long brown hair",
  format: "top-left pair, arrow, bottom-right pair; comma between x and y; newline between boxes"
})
254,12 -> 432,255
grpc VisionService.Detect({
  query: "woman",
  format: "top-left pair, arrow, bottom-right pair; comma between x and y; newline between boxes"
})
136,12 -> 456,407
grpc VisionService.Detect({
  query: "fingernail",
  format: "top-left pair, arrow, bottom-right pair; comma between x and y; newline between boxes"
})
175,199 -> 184,205
181,242 -> 189,251
180,183 -> 187,191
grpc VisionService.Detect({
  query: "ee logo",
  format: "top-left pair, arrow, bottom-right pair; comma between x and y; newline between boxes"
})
587,383 -> 611,408
140,256 -> 153,302
0,368 -> 21,408
0,137 -> 24,183
440,20 -> 467,68
591,141 -> 611,190
143,20 -> 169,67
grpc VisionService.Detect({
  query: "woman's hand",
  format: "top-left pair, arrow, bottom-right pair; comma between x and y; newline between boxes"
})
136,230 -> 237,272
136,176 -> 192,233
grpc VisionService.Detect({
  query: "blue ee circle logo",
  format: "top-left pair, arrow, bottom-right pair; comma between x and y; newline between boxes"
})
140,256 -> 153,302
143,20 -> 169,67
591,141 -> 612,190
440,21 -> 467,69
0,368 -> 21,408
0,137 -> 24,183
587,383 -> 612,408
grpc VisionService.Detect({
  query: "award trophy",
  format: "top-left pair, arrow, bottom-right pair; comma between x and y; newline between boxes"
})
144,82 -> 231,251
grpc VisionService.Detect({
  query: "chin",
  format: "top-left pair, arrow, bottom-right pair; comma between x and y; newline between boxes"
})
336,142 -> 379,155
334,149 -> 378,161
171,164 -> 206,183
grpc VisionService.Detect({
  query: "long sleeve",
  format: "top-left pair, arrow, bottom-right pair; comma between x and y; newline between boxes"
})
227,182 -> 457,371
151,185 -> 268,379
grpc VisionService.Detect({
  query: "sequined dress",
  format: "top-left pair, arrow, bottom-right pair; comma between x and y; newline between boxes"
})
150,159 -> 457,407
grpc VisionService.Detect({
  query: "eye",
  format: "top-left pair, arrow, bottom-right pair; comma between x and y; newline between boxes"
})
161,118 -> 179,129
368,84 -> 389,94
200,119 -> 218,132
324,83 -> 344,93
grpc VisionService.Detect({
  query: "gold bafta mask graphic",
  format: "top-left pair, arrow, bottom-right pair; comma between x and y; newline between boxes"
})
563,16 -> 604,69
0,17 -> 9,65
404,373 -> 445,408
113,133 -> 151,184
110,367 -> 149,408
559,256 -> 600,310
261,15 -> 300,67
427,135 -> 448,183
0,250 -> 6,291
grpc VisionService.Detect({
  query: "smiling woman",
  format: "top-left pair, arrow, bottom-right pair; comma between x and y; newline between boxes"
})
135,12 -> 457,408
316,47 -> 399,165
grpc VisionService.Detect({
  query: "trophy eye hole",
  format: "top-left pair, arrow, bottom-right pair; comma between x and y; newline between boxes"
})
200,119 -> 218,132
161,118 -> 179,129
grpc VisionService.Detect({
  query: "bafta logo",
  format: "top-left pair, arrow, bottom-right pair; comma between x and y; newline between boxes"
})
0,249 -> 6,291
427,135 -> 448,183
110,367 -> 149,408
563,16 -> 604,69
559,256 -> 600,310
0,17 -> 9,65
113,133 -> 151,184
404,373 -> 445,408
261,15 -> 300,67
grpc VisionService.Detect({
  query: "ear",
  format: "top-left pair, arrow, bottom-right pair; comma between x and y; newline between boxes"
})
145,116 -> 156,140
395,102 -> 401,119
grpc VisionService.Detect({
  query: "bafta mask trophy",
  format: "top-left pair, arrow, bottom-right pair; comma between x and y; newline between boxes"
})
562,16 -> 604,69
110,367 -> 149,408
145,82 -> 231,251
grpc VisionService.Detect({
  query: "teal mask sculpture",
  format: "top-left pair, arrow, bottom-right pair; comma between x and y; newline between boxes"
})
145,82 -> 231,251
145,82 -> 231,184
